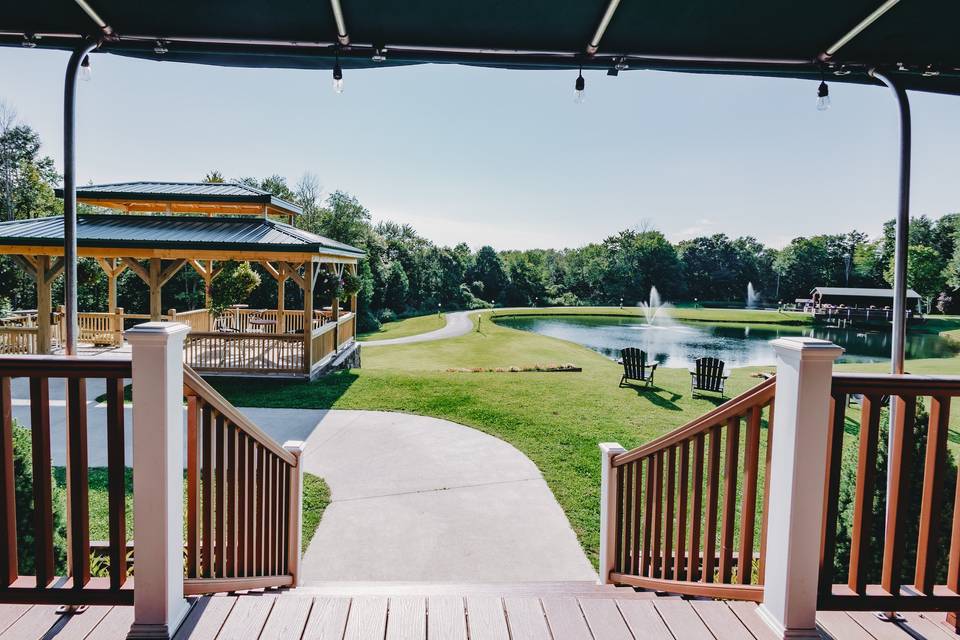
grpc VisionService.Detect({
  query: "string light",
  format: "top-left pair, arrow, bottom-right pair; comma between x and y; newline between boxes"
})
332,49 -> 344,94
574,66 -> 585,104
817,70 -> 830,111
80,56 -> 92,82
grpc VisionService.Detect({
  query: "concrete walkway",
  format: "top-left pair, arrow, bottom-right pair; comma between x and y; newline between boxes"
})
360,310 -> 475,346
291,409 -> 596,583
7,379 -> 595,583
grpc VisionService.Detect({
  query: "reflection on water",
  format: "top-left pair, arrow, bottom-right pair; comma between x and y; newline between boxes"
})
494,315 -> 958,368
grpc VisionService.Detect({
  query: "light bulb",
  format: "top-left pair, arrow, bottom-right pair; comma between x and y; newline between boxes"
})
80,56 -> 92,82
574,72 -> 585,104
332,63 -> 344,94
817,80 -> 830,111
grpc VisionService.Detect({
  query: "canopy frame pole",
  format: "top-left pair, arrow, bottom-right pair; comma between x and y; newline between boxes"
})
820,0 -> 900,61
329,0 -> 350,46
871,68 -> 911,623
586,0 -> 623,55
63,40 -> 98,356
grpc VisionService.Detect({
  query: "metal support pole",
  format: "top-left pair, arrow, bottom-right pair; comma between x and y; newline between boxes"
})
870,69 -> 911,621
869,68 -> 910,376
63,41 -> 98,356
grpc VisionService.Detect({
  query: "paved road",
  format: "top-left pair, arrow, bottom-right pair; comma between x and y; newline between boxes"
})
360,310 -> 476,346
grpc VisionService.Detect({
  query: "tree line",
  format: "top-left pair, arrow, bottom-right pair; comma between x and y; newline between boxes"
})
2,105 -> 959,332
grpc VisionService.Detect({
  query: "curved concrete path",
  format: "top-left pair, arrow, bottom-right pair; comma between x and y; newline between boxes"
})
239,408 -> 596,584
360,310 -> 475,346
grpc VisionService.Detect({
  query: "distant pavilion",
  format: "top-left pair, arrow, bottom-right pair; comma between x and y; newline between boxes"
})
0,181 -> 363,378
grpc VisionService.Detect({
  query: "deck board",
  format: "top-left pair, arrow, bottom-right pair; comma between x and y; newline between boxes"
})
301,597 -> 350,640
427,596 -> 467,640
503,597 -> 551,640
0,590 -> 943,639
541,597 -> 593,640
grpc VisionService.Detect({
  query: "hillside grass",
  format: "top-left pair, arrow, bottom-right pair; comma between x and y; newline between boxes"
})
359,312 -> 446,341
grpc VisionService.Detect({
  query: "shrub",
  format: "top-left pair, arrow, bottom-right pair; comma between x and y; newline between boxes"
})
831,401 -> 957,584
209,261 -> 261,316
12,420 -> 67,575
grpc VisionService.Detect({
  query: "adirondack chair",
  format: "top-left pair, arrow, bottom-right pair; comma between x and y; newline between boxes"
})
690,357 -> 728,397
618,347 -> 657,387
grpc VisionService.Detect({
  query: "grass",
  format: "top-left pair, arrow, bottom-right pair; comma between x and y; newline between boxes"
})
63,467 -> 329,552
359,312 -> 446,341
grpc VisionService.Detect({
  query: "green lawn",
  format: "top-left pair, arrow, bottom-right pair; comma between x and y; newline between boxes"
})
213,308 -> 960,565
359,312 -> 446,341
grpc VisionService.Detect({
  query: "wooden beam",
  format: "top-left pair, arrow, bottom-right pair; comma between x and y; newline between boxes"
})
259,261 -> 282,281
43,257 -> 64,285
0,244 -> 357,264
95,258 -> 127,278
281,262 -> 306,290
120,258 -> 150,284
149,259 -> 162,321
35,256 -> 52,353
9,255 -> 38,282
158,259 -> 187,287
188,260 -> 208,278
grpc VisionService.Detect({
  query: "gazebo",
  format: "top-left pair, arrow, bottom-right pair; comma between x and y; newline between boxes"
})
0,181 -> 364,378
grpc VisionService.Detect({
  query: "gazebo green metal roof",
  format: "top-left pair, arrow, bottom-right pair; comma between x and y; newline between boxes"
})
54,181 -> 304,217
0,214 -> 364,258
3,1 -> 960,95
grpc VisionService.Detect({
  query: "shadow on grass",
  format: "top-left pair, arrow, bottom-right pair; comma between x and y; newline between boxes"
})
619,383 -> 683,411
210,370 -> 360,410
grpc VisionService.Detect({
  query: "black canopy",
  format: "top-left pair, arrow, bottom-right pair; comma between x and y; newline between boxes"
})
3,0 -> 960,95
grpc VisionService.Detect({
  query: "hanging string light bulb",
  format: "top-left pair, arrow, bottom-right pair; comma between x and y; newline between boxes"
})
817,69 -> 830,111
80,55 -> 92,82
332,49 -> 344,94
574,66 -> 585,104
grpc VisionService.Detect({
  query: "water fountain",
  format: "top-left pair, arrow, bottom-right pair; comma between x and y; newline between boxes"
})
639,286 -> 672,325
746,282 -> 759,309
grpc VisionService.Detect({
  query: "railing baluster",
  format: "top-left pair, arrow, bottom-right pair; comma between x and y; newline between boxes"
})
630,460 -> 642,575
105,377 -> 127,589
215,413 -> 226,577
758,399 -> 774,584
819,393 -> 846,598
675,441 -> 688,581
201,403 -> 214,578
622,460 -> 634,573
642,457 -> 653,577
688,433 -> 704,582
226,422 -> 237,577
915,395 -> 950,595
651,451 -> 663,578
0,376 -> 17,587
662,446 -> 675,580
739,406 -> 761,585
704,425 -> 721,583
28,377 -> 53,587
719,416 -> 739,583
186,395 -> 201,578
67,377 -> 91,589
237,432 -> 248,577
614,458 -> 625,574
848,394 -> 882,594
881,395 -> 916,597
256,444 -> 266,575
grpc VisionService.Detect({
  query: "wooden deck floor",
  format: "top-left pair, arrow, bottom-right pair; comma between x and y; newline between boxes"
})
0,590 -> 957,640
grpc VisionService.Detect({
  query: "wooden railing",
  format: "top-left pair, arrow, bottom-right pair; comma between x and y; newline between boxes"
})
77,310 -> 124,346
183,332 -> 305,374
607,376 -> 776,601
819,373 -> 960,613
173,308 -> 213,333
182,367 -> 300,594
0,356 -> 133,605
337,312 -> 356,347
310,323 -> 337,369
0,327 -> 39,354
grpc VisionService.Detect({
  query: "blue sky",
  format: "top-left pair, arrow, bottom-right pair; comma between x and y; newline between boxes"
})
1,47 -> 958,250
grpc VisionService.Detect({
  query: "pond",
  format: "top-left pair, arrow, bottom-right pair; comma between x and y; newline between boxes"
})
493,314 -> 958,368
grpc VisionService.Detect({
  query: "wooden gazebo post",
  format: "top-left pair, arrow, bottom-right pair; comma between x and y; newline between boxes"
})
303,260 -> 315,374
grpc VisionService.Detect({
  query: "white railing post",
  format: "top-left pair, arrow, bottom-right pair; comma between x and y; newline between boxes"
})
283,440 -> 305,586
757,337 -> 843,639
126,322 -> 192,640
598,442 -> 626,585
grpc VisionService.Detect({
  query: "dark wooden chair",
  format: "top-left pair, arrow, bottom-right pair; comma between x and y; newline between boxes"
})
618,348 -> 657,388
690,357 -> 728,397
